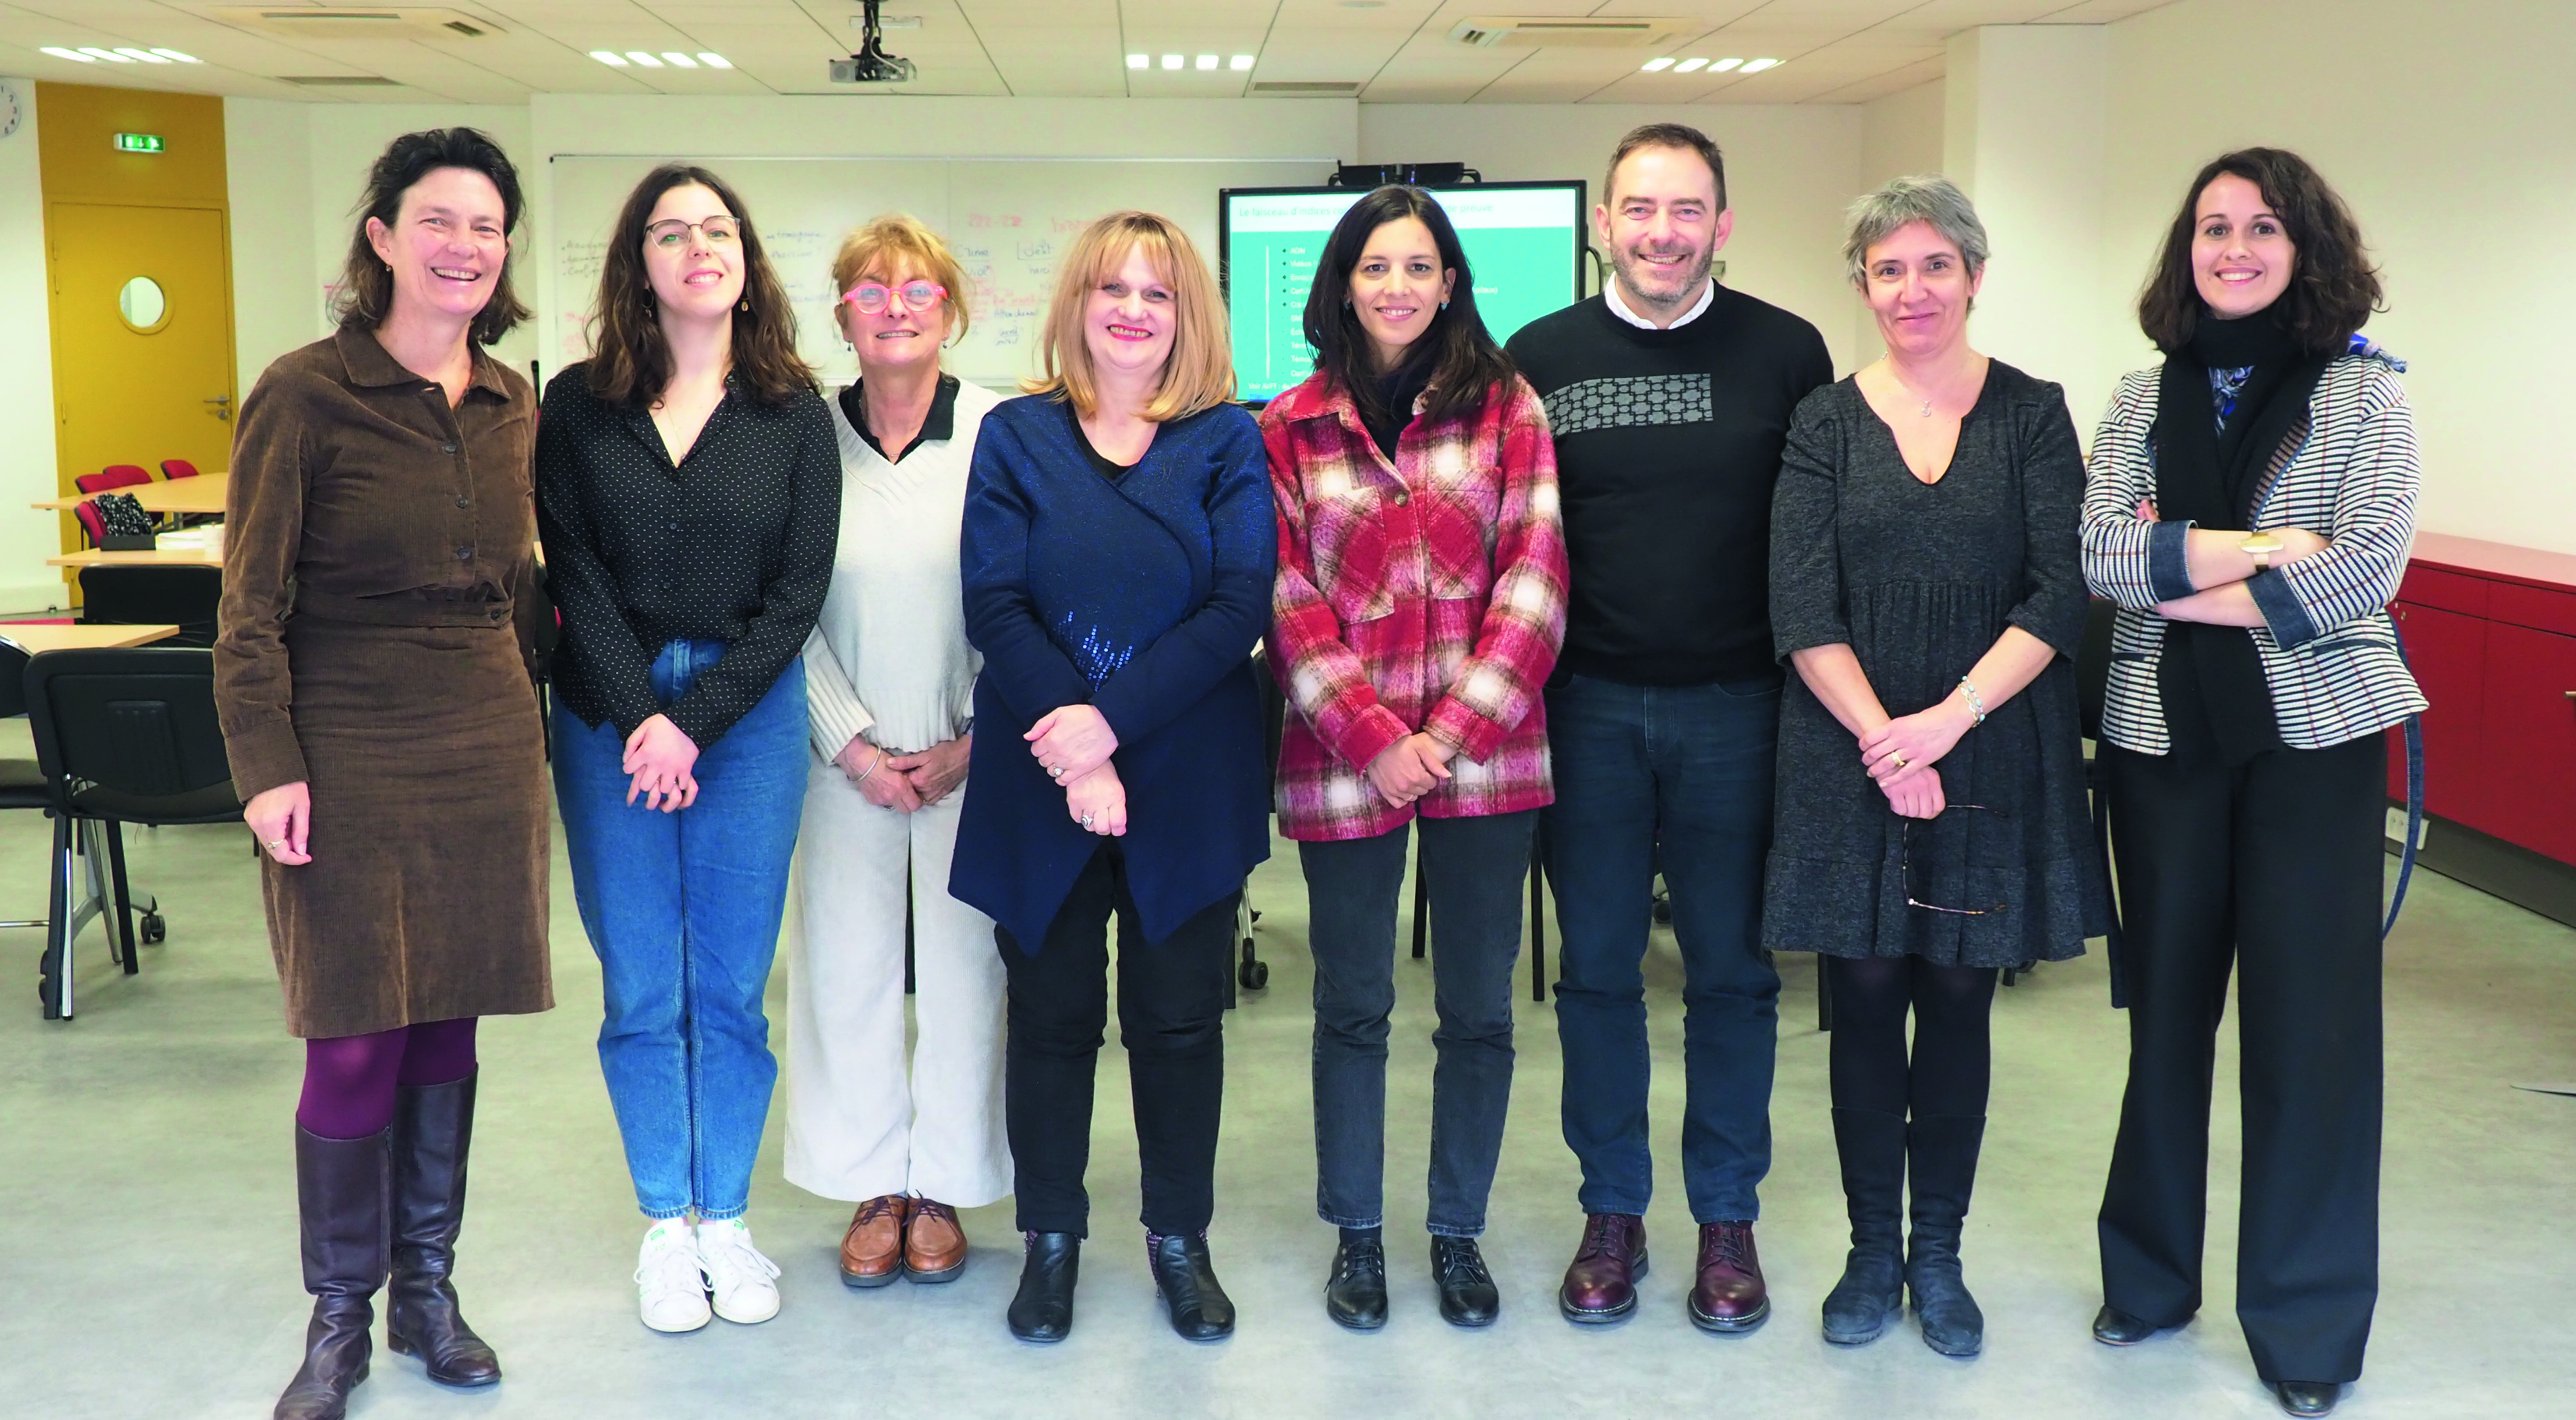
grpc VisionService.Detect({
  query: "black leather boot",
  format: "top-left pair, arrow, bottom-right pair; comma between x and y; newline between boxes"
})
1324,1227 -> 1388,1331
1821,1107 -> 1907,1346
1147,1231 -> 1236,1342
1905,1114 -> 1987,1358
274,1126 -> 390,1420
385,1072 -> 501,1387
1007,1232 -> 1080,1344
1431,1236 -> 1499,1328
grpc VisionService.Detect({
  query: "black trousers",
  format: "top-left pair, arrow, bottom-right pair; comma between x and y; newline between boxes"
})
997,843 -> 1238,1238
2098,732 -> 2386,1384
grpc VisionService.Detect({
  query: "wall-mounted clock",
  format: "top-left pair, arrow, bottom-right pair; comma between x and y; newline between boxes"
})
0,80 -> 23,140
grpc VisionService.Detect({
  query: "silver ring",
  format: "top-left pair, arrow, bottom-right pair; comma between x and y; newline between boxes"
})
265,838 -> 287,850
1081,812 -> 1095,827
1049,763 -> 1063,779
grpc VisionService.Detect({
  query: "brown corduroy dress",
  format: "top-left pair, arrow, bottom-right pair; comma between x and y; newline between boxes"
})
214,328 -> 554,1039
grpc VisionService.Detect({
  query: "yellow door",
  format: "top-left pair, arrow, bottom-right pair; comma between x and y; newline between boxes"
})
45,201 -> 236,571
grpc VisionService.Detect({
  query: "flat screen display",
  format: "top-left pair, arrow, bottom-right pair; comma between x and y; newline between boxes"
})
1220,182 -> 1588,402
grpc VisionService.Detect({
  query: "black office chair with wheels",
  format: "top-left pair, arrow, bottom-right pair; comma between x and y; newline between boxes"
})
78,565 -> 223,649
24,647 -> 244,1019
0,644 -> 62,940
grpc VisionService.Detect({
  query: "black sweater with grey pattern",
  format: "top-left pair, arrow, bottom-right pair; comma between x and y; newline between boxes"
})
1506,288 -> 1832,687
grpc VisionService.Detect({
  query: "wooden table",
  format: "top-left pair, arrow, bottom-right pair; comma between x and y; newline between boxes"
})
0,623 -> 179,653
47,547 -> 225,570
34,473 -> 229,516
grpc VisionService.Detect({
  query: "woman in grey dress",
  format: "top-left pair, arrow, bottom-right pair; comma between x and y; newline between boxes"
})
1765,176 -> 2107,1358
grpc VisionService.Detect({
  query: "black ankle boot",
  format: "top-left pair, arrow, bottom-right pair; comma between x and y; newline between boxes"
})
1325,1227 -> 1387,1331
386,1072 -> 500,1387
1147,1231 -> 1235,1342
274,1126 -> 390,1420
1431,1236 -> 1499,1328
1905,1114 -> 1987,1358
1821,1107 -> 1906,1346
1008,1232 -> 1081,1344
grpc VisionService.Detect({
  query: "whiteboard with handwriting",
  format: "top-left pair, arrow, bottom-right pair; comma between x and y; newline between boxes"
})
548,156 -> 1332,389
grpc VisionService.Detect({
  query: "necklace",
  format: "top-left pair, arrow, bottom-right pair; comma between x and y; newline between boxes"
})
1887,368 -> 1937,418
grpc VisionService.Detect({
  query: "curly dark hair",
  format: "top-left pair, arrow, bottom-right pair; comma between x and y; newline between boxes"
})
2137,147 -> 2383,356
335,127 -> 529,345
584,164 -> 816,407
1303,186 -> 1517,430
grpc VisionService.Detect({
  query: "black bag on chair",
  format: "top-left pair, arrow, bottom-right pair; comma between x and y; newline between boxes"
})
94,493 -> 156,551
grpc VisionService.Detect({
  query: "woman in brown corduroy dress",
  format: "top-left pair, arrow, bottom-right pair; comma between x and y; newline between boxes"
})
214,129 -> 550,1420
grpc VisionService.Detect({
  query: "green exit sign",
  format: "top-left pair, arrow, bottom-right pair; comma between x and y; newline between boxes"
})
113,133 -> 164,153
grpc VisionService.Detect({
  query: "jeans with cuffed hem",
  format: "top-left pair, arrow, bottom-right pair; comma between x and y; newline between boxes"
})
554,638 -> 808,1221
1304,812 -> 1531,1238
1544,671 -> 1781,1224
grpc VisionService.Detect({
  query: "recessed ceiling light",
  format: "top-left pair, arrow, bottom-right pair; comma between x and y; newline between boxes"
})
1640,57 -> 1675,72
1709,58 -> 1744,73
1161,54 -> 1182,69
1740,57 -> 1782,73
1672,57 -> 1707,73
660,51 -> 697,67
1127,53 -> 1148,69
80,48 -> 133,62
698,52 -> 731,69
590,50 -> 627,66
116,48 -> 171,63
625,51 -> 663,67
150,48 -> 200,63
1230,54 -> 1254,71
41,47 -> 97,62
1195,54 -> 1218,70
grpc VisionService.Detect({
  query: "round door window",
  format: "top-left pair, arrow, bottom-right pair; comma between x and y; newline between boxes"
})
118,275 -> 169,332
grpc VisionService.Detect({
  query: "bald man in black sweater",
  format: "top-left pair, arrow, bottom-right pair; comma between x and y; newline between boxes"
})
1505,122 -> 1832,1335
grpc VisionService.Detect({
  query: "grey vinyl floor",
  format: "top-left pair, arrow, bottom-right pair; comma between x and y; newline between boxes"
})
3,725 -> 2571,1418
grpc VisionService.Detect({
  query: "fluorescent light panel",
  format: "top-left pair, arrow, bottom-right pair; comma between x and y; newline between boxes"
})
80,47 -> 133,62
625,51 -> 663,67
699,53 -> 731,69
151,48 -> 200,62
1710,57 -> 1744,72
116,48 -> 170,63
1230,54 -> 1254,71
1161,53 -> 1182,69
1194,54 -> 1217,69
1640,56 -> 1674,72
1740,57 -> 1780,73
1127,53 -> 1148,69
1672,56 -> 1707,73
589,50 -> 626,66
40,47 -> 97,62
660,51 -> 697,68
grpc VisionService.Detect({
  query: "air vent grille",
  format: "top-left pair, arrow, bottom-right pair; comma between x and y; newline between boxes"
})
1251,80 -> 1362,95
1448,16 -> 1695,49
212,7 -> 504,40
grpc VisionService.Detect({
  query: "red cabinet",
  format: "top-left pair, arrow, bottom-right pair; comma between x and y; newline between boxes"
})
2389,533 -> 2576,868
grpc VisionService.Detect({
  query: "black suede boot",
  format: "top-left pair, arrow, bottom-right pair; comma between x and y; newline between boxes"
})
1821,1107 -> 1907,1346
1147,1231 -> 1236,1342
1007,1232 -> 1080,1344
1905,1114 -> 1988,1358
274,1126 -> 390,1420
385,1072 -> 501,1387
1324,1227 -> 1388,1331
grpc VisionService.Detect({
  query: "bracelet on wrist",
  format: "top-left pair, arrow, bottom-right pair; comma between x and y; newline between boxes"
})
1956,676 -> 1988,728
858,747 -> 884,781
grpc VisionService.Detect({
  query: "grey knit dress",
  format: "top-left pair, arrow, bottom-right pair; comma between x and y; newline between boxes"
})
1763,361 -> 2109,967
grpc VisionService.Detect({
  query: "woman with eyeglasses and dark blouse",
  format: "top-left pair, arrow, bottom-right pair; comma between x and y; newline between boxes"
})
1765,175 -> 2108,1361
536,163 -> 838,1336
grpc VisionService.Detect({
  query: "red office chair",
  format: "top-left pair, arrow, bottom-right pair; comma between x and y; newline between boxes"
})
73,501 -> 108,549
76,466 -> 151,496
159,459 -> 201,480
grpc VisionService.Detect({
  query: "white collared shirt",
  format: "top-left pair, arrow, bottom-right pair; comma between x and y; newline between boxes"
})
1605,275 -> 1715,331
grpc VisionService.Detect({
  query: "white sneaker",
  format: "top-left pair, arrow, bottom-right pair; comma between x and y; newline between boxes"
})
635,1219 -> 712,1333
698,1217 -> 783,1325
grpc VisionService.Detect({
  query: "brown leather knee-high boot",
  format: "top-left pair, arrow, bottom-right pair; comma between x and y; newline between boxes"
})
274,1125 -> 390,1420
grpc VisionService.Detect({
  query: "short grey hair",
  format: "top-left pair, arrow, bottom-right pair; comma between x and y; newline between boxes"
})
1842,175 -> 1990,288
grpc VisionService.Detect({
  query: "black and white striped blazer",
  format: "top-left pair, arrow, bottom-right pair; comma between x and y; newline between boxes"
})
2080,346 -> 2426,754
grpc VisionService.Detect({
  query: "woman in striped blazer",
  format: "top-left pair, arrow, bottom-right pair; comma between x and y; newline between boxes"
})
2079,148 -> 2421,1420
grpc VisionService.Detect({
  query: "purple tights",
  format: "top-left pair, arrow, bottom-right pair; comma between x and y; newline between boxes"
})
297,1018 -> 479,1140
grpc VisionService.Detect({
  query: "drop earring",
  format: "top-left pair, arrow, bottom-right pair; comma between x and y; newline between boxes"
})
738,297 -> 752,313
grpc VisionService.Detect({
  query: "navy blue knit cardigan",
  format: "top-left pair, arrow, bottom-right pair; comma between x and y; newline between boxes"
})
949,393 -> 1276,954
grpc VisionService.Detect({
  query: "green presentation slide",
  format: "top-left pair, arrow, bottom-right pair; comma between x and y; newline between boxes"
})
1224,185 -> 1583,402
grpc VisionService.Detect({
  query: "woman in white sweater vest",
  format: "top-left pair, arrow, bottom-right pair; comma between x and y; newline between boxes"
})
787,214 -> 1010,1286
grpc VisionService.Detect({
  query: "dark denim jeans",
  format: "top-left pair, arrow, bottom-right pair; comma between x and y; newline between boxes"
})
1544,672 -> 1781,1223
1302,811 -> 1534,1238
554,639 -> 809,1220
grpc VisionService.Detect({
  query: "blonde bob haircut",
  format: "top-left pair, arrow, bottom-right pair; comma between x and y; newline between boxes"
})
829,211 -> 971,345
1026,210 -> 1234,422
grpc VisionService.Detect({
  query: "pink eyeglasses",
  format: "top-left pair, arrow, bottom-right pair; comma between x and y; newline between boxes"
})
841,279 -> 948,314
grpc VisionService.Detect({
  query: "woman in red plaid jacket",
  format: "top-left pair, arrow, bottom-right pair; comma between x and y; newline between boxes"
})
1260,185 -> 1568,1334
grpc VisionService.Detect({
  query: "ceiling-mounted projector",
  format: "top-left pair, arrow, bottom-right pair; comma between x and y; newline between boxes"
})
831,0 -> 916,83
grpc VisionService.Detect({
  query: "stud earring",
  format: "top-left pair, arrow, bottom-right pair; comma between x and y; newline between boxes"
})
1440,299 -> 1449,309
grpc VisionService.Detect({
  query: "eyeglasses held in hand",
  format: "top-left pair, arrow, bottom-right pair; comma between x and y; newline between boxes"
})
1901,802 -> 2011,915
840,280 -> 948,314
646,216 -> 740,250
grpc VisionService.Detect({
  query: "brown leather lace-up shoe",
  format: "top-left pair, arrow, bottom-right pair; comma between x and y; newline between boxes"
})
1689,1220 -> 1770,1333
838,1195 -> 909,1288
1559,1213 -> 1648,1324
904,1199 -> 968,1283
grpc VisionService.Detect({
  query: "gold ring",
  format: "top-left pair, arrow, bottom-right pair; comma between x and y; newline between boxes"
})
1890,752 -> 1909,770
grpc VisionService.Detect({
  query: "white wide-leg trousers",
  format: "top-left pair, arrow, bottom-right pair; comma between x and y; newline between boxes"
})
784,757 -> 1010,1206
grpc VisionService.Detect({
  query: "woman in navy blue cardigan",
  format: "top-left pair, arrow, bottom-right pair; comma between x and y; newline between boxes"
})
950,211 -> 1275,1345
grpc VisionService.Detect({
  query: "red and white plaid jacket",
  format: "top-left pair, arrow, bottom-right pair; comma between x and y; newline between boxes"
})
1261,370 -> 1568,843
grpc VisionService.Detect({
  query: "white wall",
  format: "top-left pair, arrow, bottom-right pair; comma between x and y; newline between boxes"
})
225,98 -> 313,394
1361,103 -> 1866,374
0,78 -> 62,611
1852,79 -> 1948,363
2097,0 -> 2576,551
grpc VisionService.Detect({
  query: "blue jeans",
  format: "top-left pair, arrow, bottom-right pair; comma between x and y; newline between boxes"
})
554,639 -> 809,1220
1543,672 -> 1781,1223
1302,812 -> 1533,1238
